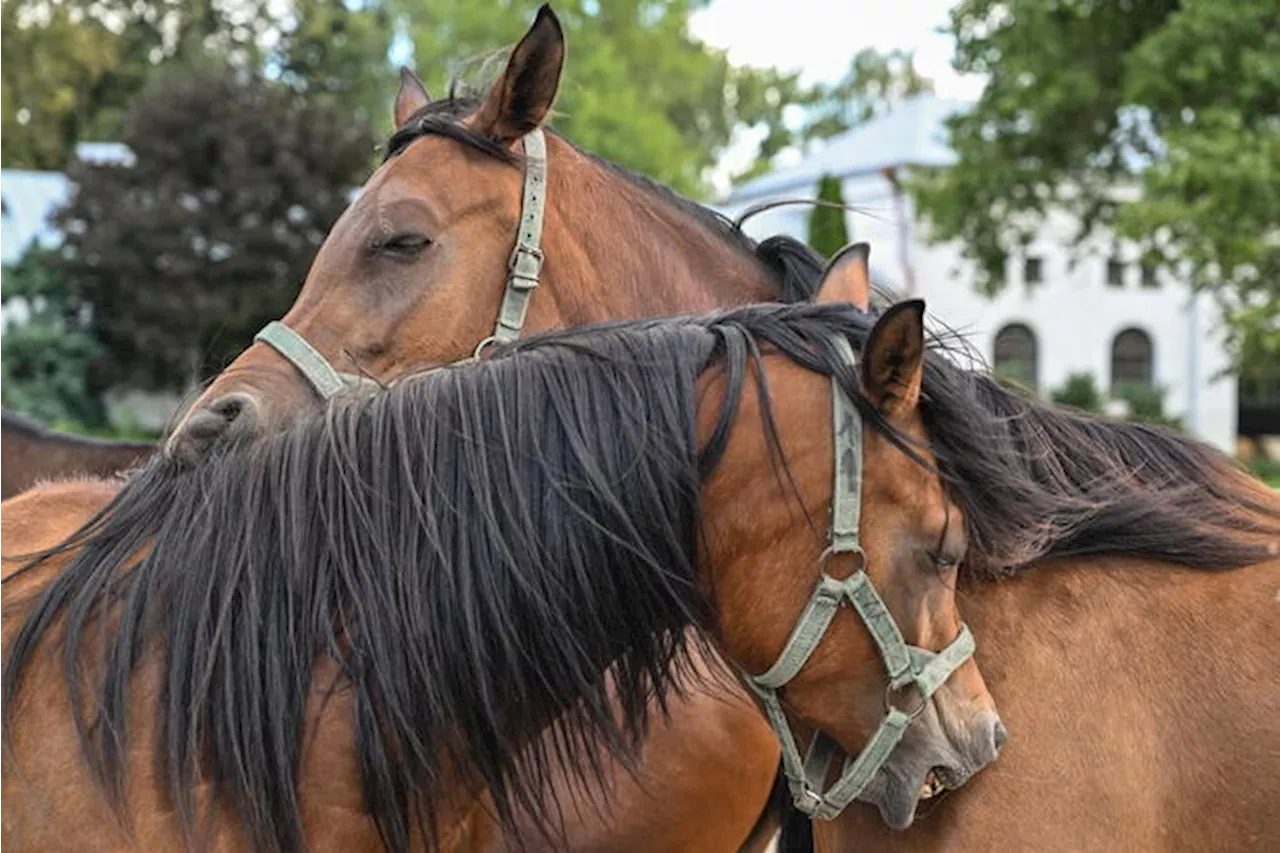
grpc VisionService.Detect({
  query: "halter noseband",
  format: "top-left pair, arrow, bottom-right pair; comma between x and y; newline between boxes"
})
742,333 -> 976,821
252,128 -> 549,399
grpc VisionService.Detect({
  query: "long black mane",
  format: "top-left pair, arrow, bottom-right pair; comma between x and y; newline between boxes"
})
384,94 -> 824,306
4,303 -> 1275,853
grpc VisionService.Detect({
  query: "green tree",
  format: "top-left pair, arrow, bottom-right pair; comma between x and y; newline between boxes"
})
1048,371 -> 1181,429
393,0 -> 808,197
1050,372 -> 1103,413
808,174 -> 850,258
273,0 -> 398,132
1,245 -> 107,426
912,0 -> 1279,368
1,0 -> 393,169
51,66 -> 377,393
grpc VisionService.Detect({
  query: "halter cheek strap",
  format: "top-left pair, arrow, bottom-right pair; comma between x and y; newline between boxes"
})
489,127 -> 547,346
743,333 -> 976,821
253,128 -> 549,397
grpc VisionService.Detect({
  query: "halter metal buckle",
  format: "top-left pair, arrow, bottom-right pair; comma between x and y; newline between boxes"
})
508,241 -> 544,289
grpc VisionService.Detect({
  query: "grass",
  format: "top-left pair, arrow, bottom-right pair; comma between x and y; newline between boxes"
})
1244,457 -> 1280,488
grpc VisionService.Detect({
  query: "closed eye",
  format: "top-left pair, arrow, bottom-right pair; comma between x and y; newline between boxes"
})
927,549 -> 961,569
369,232 -> 432,258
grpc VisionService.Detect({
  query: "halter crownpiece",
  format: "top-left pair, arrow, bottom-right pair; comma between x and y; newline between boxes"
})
743,332 -> 976,821
254,128 -> 549,397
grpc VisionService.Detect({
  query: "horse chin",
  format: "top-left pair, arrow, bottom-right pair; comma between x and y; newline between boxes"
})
856,764 -> 939,830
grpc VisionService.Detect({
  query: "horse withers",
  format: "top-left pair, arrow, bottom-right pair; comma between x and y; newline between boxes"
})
1,409 -> 154,499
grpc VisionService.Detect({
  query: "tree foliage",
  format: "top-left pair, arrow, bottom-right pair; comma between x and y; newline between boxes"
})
50,66 -> 377,392
1,245 -> 106,426
807,174 -> 850,258
803,48 -> 933,143
912,0 -> 1279,367
392,0 -> 809,197
1,0 -> 393,169
1048,371 -> 1181,429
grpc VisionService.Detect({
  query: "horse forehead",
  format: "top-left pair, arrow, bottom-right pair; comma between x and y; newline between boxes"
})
376,134 -> 510,197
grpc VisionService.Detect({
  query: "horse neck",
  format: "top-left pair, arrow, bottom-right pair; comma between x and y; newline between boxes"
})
27,429 -> 151,480
542,147 -> 778,319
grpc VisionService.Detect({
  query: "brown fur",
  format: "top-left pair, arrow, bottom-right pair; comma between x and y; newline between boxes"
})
811,481 -> 1280,851
1,411 -> 154,499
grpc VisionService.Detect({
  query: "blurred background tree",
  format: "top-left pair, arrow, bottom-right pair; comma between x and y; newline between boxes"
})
911,0 -> 1279,371
1,245 -> 106,426
807,174 -> 850,258
390,0 -> 811,197
46,66 -> 377,393
1,0 -> 393,170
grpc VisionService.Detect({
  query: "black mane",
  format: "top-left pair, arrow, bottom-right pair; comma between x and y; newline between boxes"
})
4,302 -> 1274,853
383,94 -> 823,306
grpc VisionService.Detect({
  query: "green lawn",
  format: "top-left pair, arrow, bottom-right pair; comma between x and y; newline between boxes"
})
1245,458 -> 1280,488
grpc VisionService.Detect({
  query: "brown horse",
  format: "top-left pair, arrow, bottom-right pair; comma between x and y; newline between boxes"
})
2,296 -> 1005,851
1,410 -> 154,499
790,341 -> 1279,850
142,5 -> 834,849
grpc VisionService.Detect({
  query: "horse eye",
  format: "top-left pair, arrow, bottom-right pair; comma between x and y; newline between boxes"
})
370,233 -> 432,257
928,549 -> 961,569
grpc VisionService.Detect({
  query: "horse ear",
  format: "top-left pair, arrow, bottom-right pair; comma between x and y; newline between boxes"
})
472,4 -> 565,142
394,67 -> 431,128
861,300 -> 926,417
816,242 -> 871,310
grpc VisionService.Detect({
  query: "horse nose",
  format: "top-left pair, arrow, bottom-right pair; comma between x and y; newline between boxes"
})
971,714 -> 1008,768
168,393 -> 260,465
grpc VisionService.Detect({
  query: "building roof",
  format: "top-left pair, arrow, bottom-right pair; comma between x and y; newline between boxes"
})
727,95 -> 969,204
1,142 -> 137,265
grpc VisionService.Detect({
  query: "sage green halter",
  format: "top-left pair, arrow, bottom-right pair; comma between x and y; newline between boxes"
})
743,333 -> 976,821
253,128 -> 549,399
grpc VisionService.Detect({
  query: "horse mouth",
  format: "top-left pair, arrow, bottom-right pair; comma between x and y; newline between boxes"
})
917,768 -> 948,800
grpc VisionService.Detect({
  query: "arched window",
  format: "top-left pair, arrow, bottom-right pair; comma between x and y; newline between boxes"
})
1111,328 -> 1153,390
993,323 -> 1038,390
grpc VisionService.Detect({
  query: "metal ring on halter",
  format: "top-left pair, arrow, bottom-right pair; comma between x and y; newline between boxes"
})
884,680 -> 929,720
817,544 -> 866,575
473,336 -> 500,360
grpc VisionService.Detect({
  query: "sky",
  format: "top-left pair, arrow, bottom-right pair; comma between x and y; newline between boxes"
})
689,0 -> 986,193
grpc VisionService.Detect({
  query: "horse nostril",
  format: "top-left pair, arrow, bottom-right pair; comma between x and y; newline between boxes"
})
993,719 -> 1009,753
209,394 -> 251,424
168,393 -> 260,465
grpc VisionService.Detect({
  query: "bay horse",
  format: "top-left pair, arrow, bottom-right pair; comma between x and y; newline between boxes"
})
2,297 -> 1005,852
46,5 -> 837,848
776,336 -> 1278,850
1,409 -> 154,498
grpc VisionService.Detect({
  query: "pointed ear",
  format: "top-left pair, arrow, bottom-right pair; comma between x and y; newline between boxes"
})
816,242 -> 871,310
861,300 -> 926,417
471,4 -> 565,142
394,67 -> 431,128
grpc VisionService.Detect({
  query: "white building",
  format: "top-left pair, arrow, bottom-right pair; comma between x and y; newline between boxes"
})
720,95 -> 1238,453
